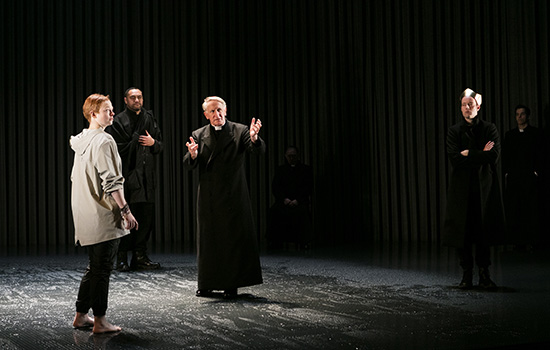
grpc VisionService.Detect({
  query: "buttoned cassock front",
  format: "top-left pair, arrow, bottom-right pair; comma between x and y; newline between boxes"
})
184,120 -> 264,290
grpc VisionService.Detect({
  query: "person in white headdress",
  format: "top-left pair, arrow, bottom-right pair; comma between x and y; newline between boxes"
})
443,88 -> 505,289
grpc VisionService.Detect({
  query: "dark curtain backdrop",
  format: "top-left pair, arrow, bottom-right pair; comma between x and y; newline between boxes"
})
1,0 -> 549,251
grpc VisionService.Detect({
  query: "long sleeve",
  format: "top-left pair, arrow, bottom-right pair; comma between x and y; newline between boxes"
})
467,122 -> 500,165
446,126 -> 474,169
94,139 -> 125,194
447,121 -> 499,170
146,110 -> 164,155
183,133 -> 199,170
240,125 -> 266,155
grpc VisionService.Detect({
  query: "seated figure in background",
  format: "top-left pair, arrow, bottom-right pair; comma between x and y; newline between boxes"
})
267,146 -> 314,250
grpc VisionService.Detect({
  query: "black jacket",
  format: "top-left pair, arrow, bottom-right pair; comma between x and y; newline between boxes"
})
443,118 -> 505,247
106,108 -> 163,203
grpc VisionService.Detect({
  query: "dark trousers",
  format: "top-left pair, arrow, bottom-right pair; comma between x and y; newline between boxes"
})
505,171 -> 540,245
458,186 -> 491,270
457,244 -> 491,270
119,202 -> 155,254
76,238 -> 119,317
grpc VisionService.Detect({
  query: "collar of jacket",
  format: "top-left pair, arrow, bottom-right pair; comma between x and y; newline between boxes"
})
125,107 -> 146,119
459,117 -> 481,130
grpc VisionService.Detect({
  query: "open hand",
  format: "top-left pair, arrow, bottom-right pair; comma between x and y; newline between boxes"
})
483,141 -> 494,151
139,130 -> 155,147
250,118 -> 262,143
186,137 -> 199,159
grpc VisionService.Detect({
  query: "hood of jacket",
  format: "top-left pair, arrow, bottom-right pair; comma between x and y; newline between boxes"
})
70,128 -> 104,155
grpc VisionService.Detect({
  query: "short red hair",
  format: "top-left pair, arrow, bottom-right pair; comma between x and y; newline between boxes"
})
82,94 -> 110,123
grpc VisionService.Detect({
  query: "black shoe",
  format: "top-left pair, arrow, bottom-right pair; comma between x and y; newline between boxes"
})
116,252 -> 131,272
458,269 -> 473,289
117,261 -> 131,272
196,290 -> 213,297
131,252 -> 161,270
223,289 -> 238,299
479,267 -> 497,289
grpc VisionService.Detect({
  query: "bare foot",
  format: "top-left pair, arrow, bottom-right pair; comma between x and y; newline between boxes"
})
73,312 -> 94,329
92,315 -> 121,334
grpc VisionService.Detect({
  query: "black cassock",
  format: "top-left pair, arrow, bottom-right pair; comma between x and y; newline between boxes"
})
443,118 -> 505,248
184,120 -> 264,290
502,125 -> 544,245
268,162 -> 313,246
106,108 -> 163,204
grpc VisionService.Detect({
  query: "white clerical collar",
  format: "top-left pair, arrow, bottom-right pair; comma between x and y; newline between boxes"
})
212,121 -> 226,131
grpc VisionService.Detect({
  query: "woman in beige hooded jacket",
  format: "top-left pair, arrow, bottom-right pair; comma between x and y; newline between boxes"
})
70,94 -> 138,334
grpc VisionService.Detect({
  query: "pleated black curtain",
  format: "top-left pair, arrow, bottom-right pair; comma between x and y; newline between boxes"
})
1,0 -> 549,251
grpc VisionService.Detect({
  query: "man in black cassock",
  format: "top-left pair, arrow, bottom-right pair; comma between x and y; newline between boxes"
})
502,105 -> 544,249
267,146 -> 313,250
443,88 -> 505,289
184,96 -> 264,298
106,88 -> 163,271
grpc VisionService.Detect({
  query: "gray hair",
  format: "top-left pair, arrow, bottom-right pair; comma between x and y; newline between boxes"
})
202,96 -> 226,111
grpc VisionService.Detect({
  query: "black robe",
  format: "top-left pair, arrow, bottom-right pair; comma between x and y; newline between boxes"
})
105,108 -> 163,203
443,118 -> 505,247
183,120 -> 265,290
268,162 -> 314,245
502,125 -> 544,245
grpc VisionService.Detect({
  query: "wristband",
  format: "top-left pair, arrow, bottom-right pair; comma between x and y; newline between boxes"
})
120,204 -> 131,217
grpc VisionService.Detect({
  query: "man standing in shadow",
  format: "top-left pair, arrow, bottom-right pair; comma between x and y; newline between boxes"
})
267,146 -> 314,250
443,88 -> 505,289
502,104 -> 544,250
106,87 -> 163,271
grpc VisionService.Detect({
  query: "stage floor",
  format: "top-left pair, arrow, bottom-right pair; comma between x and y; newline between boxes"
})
1,244 -> 550,349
